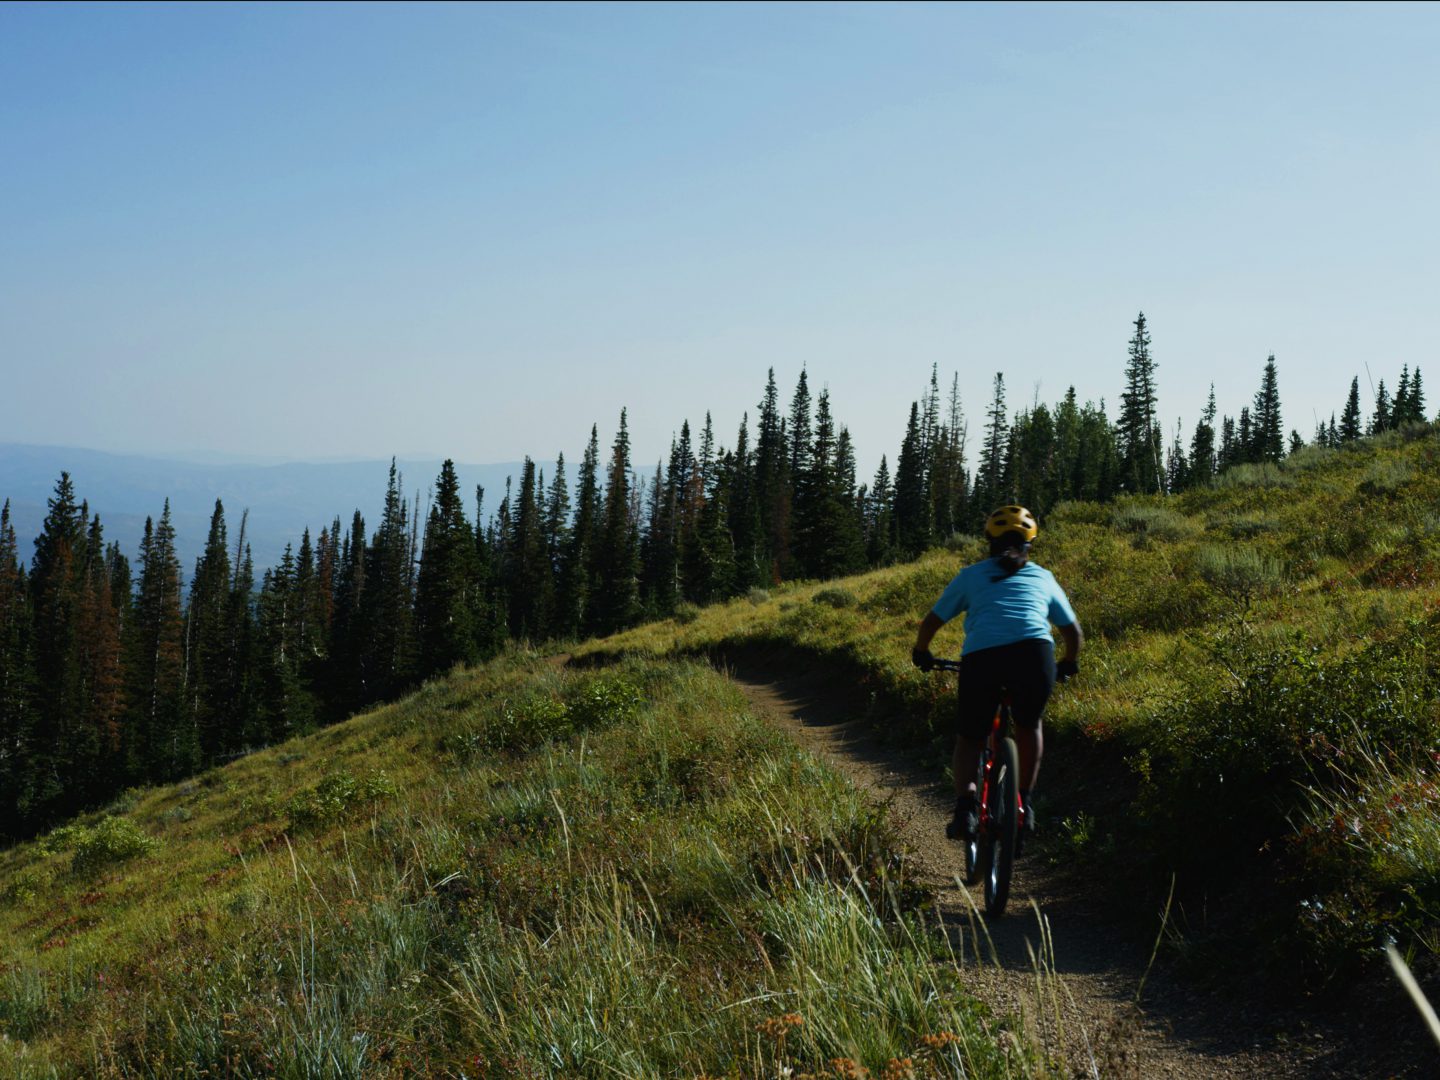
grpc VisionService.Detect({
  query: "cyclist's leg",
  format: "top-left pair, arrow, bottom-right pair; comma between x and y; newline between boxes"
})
1006,639 -> 1057,811
954,648 -> 1004,810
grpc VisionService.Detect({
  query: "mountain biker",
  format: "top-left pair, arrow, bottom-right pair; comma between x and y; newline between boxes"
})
910,505 -> 1082,845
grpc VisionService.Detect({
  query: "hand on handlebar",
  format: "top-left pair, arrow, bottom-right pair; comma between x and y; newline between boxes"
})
1056,658 -> 1079,684
911,647 -> 936,672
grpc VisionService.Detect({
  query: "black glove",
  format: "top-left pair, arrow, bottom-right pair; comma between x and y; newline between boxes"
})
1056,659 -> 1079,684
912,648 -> 936,672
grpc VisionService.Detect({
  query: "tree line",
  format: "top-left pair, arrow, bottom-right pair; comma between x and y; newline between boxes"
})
0,312 -> 1428,840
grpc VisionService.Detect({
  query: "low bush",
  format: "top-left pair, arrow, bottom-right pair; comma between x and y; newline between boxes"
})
71,817 -> 158,875
812,587 -> 857,608
286,769 -> 398,829
1212,462 -> 1296,489
1109,500 -> 1201,544
1191,544 -> 1285,606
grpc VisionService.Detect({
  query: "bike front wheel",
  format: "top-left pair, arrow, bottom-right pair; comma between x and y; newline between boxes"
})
982,736 -> 1020,917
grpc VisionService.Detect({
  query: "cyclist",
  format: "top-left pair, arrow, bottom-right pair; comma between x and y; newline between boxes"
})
910,505 -> 1082,844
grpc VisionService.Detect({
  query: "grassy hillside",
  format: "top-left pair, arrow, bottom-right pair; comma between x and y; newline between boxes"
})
0,653 -> 1045,1079
6,425 -> 1439,1076
579,425 -> 1440,983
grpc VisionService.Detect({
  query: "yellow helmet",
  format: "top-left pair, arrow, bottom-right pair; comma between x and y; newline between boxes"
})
984,505 -> 1038,543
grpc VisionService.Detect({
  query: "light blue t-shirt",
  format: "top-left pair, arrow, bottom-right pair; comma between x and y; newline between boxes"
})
931,558 -> 1077,656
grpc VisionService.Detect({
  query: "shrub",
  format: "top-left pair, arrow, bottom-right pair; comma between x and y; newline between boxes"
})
1213,462 -> 1296,489
71,817 -> 158,875
1,867 -> 53,907
811,587 -> 857,609
1109,500 -> 1200,545
673,602 -> 701,624
1281,442 -> 1337,472
746,587 -> 771,605
286,769 -> 398,829
36,822 -> 89,856
1358,458 -> 1413,497
565,674 -> 642,732
1191,544 -> 1284,605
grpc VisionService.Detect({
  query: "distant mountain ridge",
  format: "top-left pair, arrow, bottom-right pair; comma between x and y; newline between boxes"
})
0,443 -> 539,576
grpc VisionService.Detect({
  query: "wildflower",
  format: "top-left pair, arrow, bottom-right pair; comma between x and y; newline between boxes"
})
919,1031 -> 959,1052
881,1059 -> 915,1080
757,1012 -> 805,1042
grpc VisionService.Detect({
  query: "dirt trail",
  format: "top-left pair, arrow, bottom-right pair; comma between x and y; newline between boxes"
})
727,663 -> 1419,1080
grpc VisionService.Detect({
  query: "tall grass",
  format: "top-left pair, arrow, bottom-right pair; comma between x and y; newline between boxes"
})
0,656 -> 1050,1078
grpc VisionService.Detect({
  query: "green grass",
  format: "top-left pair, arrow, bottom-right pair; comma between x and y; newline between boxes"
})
0,654 -> 1047,1078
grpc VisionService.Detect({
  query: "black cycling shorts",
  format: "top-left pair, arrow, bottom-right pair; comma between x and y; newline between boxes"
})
955,638 -> 1056,742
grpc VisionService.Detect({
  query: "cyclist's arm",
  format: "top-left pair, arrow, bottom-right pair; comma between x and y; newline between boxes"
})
913,611 -> 945,653
1057,620 -> 1082,661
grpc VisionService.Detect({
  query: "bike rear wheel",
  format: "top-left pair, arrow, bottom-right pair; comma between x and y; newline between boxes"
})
982,736 -> 1020,917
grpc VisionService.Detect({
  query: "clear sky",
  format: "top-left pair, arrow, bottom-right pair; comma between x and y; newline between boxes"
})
4,1 -> 1438,475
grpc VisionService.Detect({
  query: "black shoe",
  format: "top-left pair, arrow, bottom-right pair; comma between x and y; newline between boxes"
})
946,797 -> 978,842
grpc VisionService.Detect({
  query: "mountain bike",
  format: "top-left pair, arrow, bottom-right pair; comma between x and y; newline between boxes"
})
932,658 -> 1020,918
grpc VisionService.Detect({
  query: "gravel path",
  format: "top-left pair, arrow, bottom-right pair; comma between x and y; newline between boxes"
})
727,663 -> 1429,1079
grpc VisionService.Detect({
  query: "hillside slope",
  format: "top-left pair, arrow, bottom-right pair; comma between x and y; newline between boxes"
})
1,653 -> 1046,1078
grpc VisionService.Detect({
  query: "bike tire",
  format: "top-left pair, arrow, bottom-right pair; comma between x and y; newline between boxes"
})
983,736 -> 1020,917
963,747 -> 988,885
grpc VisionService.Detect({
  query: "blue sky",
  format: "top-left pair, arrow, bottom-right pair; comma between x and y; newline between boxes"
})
3,2 -> 1438,475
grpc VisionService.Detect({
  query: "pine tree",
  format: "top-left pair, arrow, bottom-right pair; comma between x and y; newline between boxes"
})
688,444 -> 739,604
972,374 -> 1010,518
414,460 -> 482,679
1073,399 -> 1118,501
1393,366 -> 1426,425
727,414 -> 763,590
358,461 -> 415,705
0,500 -> 36,835
753,369 -> 790,583
73,512 -> 123,801
1165,422 -> 1188,492
1371,380 -> 1391,435
865,457 -> 895,565
1251,355 -> 1285,462
126,501 -> 190,782
558,427 -> 602,637
255,543 -> 317,743
893,401 -> 932,556
185,500 -> 232,761
1010,404 -> 1056,512
794,390 -> 865,577
1118,312 -> 1163,492
1394,366 -> 1412,425
504,458 -> 553,640
327,511 -> 366,720
29,474 -> 89,818
1051,388 -> 1081,505
1187,386 -> 1218,488
1339,378 -> 1362,442
1237,407 -> 1254,464
594,411 -> 641,633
